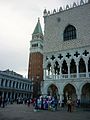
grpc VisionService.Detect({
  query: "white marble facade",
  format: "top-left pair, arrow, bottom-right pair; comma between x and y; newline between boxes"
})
42,1 -> 90,104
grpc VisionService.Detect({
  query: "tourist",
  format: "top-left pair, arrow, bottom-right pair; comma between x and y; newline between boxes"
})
67,98 -> 72,112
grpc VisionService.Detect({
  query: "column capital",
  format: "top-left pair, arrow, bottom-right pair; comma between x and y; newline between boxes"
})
67,63 -> 70,67
76,62 -> 79,66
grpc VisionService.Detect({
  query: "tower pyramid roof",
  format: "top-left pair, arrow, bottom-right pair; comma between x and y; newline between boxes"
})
32,18 -> 43,35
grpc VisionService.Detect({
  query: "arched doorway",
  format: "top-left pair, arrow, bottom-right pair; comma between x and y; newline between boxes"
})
47,84 -> 58,97
63,84 -> 76,103
81,83 -> 90,106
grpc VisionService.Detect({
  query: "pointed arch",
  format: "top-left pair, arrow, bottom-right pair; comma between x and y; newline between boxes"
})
47,84 -> 58,97
46,62 -> 52,76
63,83 -> 77,103
70,59 -> 76,73
79,58 -> 86,73
63,24 -> 76,41
81,83 -> 90,105
54,61 -> 60,75
46,62 -> 51,71
45,60 -> 52,68
62,60 -> 68,74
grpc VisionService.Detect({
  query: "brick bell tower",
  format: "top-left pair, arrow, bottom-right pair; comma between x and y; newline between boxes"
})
28,18 -> 43,97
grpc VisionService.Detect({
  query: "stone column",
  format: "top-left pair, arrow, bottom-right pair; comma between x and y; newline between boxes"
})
86,62 -> 89,78
76,93 -> 81,107
10,92 -> 12,100
59,94 -> 63,107
14,81 -> 17,88
67,63 -> 70,78
48,69 -> 50,76
44,68 -> 46,80
60,94 -> 63,102
77,94 -> 81,100
76,63 -> 79,78
60,65 -> 62,78
51,66 -> 54,79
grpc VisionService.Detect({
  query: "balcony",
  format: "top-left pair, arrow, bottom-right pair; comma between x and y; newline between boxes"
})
46,72 -> 90,80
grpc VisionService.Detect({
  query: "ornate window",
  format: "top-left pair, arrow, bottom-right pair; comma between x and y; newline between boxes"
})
1,79 -> 4,87
63,25 -> 76,41
9,80 -> 12,87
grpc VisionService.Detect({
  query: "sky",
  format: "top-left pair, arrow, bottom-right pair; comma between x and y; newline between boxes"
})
0,0 -> 88,77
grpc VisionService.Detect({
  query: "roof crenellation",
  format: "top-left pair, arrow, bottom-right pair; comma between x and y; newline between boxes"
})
43,0 -> 89,17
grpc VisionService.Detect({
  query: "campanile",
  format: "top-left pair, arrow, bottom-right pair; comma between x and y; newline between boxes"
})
28,18 -> 43,97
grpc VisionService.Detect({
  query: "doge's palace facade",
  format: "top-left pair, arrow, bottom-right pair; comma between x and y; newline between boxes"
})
42,0 -> 90,105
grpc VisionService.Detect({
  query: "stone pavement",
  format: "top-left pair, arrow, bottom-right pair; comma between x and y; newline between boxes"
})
0,103 -> 90,120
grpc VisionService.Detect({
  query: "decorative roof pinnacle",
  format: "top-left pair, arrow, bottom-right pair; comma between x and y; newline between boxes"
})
43,0 -> 89,17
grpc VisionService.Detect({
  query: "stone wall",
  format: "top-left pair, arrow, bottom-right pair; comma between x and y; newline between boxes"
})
44,3 -> 90,53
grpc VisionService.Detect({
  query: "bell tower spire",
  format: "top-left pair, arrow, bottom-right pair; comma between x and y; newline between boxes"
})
30,18 -> 43,54
28,18 -> 43,97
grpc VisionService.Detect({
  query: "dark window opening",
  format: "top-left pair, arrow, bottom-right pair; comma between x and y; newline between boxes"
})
64,25 -> 76,41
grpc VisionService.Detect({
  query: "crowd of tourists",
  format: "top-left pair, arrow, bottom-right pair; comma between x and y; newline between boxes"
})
33,96 -> 58,111
0,95 -> 80,112
31,96 -> 81,112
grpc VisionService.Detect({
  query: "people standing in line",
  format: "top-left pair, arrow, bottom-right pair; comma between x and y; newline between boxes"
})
67,98 -> 72,112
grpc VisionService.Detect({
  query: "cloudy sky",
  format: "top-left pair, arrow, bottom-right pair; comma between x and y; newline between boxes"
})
0,0 -> 88,77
